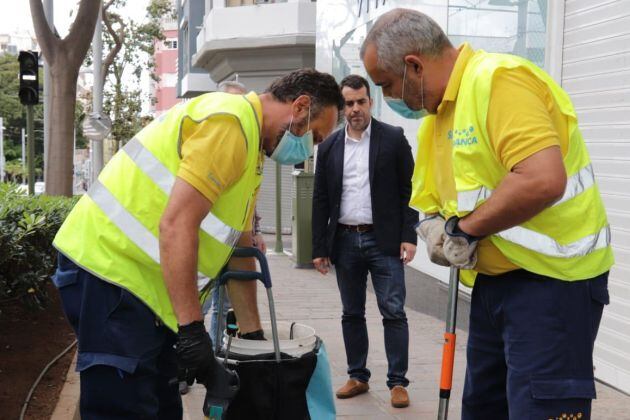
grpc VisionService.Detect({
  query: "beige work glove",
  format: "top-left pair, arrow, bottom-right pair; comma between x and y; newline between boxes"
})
443,216 -> 479,269
415,215 -> 449,266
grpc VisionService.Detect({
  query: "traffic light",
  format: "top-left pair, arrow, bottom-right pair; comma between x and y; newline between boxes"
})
18,50 -> 39,106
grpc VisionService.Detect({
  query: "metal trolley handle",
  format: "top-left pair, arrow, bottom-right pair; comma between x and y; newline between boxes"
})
214,247 -> 281,362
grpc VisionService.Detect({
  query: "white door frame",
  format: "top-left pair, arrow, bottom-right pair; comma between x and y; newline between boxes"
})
544,0 -> 566,84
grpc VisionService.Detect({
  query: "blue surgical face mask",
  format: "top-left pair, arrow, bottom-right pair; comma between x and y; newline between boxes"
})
384,64 -> 428,120
270,108 -> 314,165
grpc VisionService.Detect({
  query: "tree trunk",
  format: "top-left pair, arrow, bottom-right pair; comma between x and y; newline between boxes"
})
46,66 -> 79,196
29,0 -> 101,196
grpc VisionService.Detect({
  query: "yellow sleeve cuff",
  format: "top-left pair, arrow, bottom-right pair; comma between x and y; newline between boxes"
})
177,169 -> 220,204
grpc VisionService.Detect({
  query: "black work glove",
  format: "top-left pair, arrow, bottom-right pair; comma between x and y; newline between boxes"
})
176,320 -> 219,386
238,329 -> 266,340
443,216 -> 481,269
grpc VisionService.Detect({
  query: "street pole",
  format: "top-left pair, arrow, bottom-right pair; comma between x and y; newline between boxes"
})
21,128 -> 26,173
27,106 -> 35,195
0,117 -> 4,183
90,3 -> 104,185
274,162 -> 283,253
43,0 -> 53,185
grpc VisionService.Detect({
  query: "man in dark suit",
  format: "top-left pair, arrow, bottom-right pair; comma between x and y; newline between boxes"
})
312,74 -> 418,408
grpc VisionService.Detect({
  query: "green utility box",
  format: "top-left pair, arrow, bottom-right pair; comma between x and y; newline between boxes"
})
291,169 -> 314,268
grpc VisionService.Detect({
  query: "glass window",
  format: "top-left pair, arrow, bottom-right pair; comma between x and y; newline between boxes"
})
327,1 -> 549,124
332,20 -> 383,119
447,0 -> 548,67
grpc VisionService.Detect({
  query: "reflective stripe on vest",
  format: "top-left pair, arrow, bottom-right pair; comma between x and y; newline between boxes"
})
497,224 -> 610,258
88,179 -> 161,263
457,164 -> 596,212
88,179 -> 213,291
456,164 -> 609,258
122,137 -> 241,248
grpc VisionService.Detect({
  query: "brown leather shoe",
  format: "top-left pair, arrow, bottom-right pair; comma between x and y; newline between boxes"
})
391,385 -> 409,408
335,379 -> 369,399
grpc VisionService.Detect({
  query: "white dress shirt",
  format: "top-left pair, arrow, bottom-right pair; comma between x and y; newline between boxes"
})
338,122 -> 373,225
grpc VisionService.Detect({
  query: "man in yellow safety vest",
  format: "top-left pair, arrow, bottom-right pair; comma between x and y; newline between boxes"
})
52,69 -> 343,418
361,9 -> 613,420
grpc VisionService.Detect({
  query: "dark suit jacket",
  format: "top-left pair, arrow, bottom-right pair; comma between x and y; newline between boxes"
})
312,118 -> 418,262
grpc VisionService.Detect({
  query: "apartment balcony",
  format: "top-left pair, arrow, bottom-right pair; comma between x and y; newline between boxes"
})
193,0 -> 316,91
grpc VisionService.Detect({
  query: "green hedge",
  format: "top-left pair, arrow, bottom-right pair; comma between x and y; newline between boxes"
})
0,184 -> 78,310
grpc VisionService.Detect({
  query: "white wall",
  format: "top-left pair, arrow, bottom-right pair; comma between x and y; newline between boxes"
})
198,1 -> 315,50
559,0 -> 630,394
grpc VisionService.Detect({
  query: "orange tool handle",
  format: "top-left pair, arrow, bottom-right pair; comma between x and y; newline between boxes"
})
439,332 -> 457,395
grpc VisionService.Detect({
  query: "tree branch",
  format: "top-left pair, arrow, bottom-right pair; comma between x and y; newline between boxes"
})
101,10 -> 126,87
29,0 -> 60,65
64,0 -> 102,68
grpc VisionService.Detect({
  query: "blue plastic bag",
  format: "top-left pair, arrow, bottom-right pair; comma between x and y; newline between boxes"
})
306,342 -> 336,420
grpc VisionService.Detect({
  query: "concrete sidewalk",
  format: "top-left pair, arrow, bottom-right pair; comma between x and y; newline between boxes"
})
182,252 -> 630,419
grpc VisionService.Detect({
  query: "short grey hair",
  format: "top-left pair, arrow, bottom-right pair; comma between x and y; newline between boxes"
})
360,8 -> 452,75
217,80 -> 247,94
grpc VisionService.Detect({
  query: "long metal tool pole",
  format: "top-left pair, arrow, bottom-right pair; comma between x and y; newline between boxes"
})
266,289 -> 281,362
27,106 -> 35,195
437,266 -> 460,420
274,163 -> 283,253
215,285 -> 225,355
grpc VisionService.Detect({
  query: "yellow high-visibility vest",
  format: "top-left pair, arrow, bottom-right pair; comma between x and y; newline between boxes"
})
53,92 -> 263,331
411,50 -> 614,286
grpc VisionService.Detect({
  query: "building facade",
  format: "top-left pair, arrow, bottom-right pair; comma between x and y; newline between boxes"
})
152,17 -> 181,116
177,0 -> 216,97
316,0 -> 630,394
0,32 -> 38,55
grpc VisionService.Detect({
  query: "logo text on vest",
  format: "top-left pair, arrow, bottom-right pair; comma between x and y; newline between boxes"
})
449,126 -> 478,147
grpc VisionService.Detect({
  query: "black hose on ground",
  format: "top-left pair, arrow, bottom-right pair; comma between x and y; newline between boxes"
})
19,339 -> 78,420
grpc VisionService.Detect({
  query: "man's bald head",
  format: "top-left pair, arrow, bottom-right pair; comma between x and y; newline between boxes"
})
360,8 -> 452,75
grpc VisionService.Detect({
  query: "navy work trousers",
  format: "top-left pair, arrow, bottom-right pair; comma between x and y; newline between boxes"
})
52,253 -> 182,420
462,269 -> 609,420
334,230 -> 409,389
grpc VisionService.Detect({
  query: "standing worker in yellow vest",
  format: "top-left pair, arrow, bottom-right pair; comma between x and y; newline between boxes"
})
361,9 -> 614,420
51,69 -> 343,419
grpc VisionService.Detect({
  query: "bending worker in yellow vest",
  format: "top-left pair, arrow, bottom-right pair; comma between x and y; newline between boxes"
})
361,9 -> 614,420
51,69 -> 343,419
